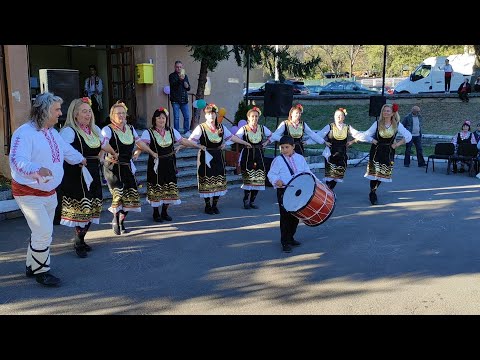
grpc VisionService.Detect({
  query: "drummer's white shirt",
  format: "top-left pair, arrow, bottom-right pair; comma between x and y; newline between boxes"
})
267,152 -> 312,189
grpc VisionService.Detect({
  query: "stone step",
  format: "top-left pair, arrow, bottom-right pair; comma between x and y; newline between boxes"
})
101,172 -> 244,200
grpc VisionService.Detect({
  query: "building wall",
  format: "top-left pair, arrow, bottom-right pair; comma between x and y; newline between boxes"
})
133,45 -> 168,129
166,45 -> 244,126
0,45 -> 30,179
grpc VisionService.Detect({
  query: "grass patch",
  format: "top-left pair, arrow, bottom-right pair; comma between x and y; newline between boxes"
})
0,175 -> 11,191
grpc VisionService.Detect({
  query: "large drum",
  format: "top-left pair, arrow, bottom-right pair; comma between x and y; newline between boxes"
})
281,172 -> 336,227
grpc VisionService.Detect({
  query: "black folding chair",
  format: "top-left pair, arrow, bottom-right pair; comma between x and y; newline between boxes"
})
450,143 -> 479,176
426,143 -> 455,174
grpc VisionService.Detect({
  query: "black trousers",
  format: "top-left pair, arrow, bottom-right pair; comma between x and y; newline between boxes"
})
277,188 -> 299,246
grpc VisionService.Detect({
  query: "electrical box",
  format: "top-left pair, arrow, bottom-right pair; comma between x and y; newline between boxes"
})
136,63 -> 154,84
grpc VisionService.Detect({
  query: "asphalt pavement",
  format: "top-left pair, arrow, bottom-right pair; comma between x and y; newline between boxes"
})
1,160 -> 480,314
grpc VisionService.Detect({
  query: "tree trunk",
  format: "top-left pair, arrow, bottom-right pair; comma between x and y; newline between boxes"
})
190,60 -> 209,130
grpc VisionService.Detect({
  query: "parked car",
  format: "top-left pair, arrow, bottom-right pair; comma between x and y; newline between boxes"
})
306,85 -> 323,95
317,81 -> 380,95
244,80 -> 310,97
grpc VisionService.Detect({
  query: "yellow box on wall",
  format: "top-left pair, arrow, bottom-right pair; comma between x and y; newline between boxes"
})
136,63 -> 154,84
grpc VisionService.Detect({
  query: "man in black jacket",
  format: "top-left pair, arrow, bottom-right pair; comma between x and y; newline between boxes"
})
169,60 -> 191,134
401,105 -> 426,167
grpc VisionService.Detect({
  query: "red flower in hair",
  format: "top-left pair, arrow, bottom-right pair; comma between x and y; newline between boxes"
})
158,107 -> 169,117
392,103 -> 399,113
295,104 -> 304,112
81,97 -> 92,106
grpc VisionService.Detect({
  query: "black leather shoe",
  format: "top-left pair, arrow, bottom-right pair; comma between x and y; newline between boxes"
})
153,214 -> 163,222
243,200 -> 250,209
289,239 -> 301,246
249,203 -> 259,209
212,206 -> 220,214
26,265 -> 34,277
369,191 -> 378,205
35,272 -> 61,287
83,242 -> 92,252
282,244 -> 292,253
74,244 -> 88,258
120,223 -> 128,234
161,213 -> 173,221
205,205 -> 214,215
418,163 -> 427,167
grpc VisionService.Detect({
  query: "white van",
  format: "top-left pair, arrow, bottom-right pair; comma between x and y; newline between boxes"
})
394,54 -> 475,94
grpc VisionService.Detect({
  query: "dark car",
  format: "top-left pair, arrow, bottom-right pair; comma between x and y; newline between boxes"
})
245,80 -> 310,97
306,85 -> 323,95
317,81 -> 380,95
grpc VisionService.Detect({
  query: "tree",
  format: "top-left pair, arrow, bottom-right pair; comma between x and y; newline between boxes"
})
187,45 -> 230,129
346,45 -> 364,78
232,45 -> 321,82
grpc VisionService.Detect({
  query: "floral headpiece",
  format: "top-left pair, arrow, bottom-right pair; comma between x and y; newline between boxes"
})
294,104 -> 304,113
81,97 -> 92,107
158,107 -> 169,117
463,120 -> 471,126
206,103 -> 219,113
338,107 -> 348,116
115,101 -> 128,112
392,103 -> 399,113
248,106 -> 262,116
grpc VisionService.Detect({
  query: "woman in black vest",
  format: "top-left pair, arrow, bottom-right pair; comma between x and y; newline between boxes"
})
188,103 -> 252,214
101,101 -> 158,235
136,107 -> 204,222
270,103 -> 326,155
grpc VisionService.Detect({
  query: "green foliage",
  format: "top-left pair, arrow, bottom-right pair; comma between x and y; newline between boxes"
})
187,45 -> 230,72
232,45 -> 321,81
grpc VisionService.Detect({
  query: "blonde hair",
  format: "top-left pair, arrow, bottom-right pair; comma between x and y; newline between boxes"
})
378,104 -> 399,133
64,98 -> 100,137
109,101 -> 128,119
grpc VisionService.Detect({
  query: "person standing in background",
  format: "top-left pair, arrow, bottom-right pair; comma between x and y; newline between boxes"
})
169,60 -> 191,135
474,76 -> 480,92
84,65 -> 103,127
439,58 -> 453,93
9,92 -> 86,287
401,105 -> 426,168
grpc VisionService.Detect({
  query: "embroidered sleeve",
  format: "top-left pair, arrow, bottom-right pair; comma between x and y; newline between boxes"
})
263,125 -> 273,140
173,128 -> 183,142
304,123 -> 325,144
9,132 -> 41,178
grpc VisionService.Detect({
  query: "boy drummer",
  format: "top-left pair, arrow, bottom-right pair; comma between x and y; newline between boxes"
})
267,135 -> 314,253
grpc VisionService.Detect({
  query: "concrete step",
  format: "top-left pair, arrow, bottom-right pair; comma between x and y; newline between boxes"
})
101,172 -> 243,200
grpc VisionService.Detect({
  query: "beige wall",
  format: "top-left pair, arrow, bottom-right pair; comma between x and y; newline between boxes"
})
0,45 -> 30,179
166,45 -> 244,127
133,45 -> 169,128
134,45 -> 245,130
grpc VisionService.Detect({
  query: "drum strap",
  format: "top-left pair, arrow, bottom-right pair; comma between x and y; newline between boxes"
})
280,155 -> 294,176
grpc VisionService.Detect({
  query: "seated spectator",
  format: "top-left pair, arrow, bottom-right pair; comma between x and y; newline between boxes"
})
474,76 -> 480,92
452,120 -> 477,173
473,123 -> 480,143
457,78 -> 472,102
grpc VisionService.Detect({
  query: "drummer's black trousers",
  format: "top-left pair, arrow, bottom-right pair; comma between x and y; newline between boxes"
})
277,188 -> 299,245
